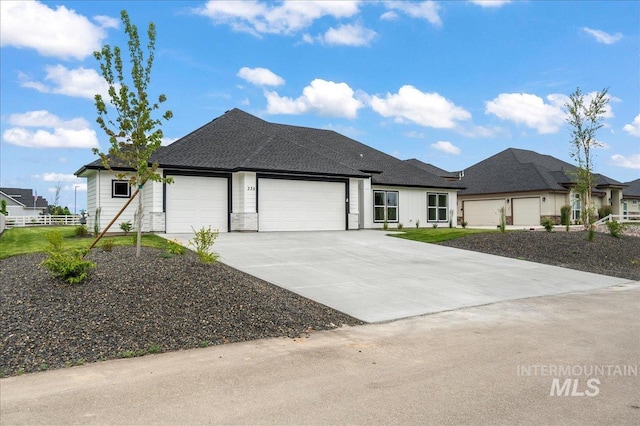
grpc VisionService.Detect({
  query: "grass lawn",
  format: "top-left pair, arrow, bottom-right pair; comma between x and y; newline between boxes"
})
390,227 -> 496,244
0,226 -> 168,259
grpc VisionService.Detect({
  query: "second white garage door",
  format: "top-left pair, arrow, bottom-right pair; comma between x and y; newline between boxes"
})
166,175 -> 228,233
463,199 -> 505,226
258,179 -> 346,231
512,197 -> 541,226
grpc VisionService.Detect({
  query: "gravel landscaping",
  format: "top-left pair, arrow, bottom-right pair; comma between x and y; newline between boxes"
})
0,247 -> 362,377
440,229 -> 640,281
2,229 -> 638,377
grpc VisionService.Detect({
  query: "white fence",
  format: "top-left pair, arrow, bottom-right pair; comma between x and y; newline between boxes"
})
4,215 -> 82,227
594,213 -> 640,226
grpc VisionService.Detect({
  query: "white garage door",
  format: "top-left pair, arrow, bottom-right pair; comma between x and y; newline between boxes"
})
512,197 -> 541,226
166,175 -> 228,233
463,199 -> 505,226
258,179 -> 346,231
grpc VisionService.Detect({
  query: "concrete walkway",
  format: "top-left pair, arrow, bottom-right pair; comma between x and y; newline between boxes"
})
167,230 -> 632,322
2,283 -> 638,425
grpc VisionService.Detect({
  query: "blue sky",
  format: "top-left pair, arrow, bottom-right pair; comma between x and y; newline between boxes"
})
1,0 -> 639,212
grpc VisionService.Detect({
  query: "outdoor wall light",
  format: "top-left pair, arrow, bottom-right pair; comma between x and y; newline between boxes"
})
542,197 -> 546,202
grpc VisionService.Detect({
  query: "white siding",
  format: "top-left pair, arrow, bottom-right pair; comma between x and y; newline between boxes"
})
258,179 -> 346,231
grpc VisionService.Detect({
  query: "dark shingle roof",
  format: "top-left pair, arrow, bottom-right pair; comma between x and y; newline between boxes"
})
623,178 -> 640,198
404,159 -> 460,179
0,187 -> 48,208
82,108 -> 461,189
459,148 -> 624,195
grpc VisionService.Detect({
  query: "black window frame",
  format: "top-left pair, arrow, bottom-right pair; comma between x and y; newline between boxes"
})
112,180 -> 131,198
427,192 -> 448,223
373,190 -> 399,223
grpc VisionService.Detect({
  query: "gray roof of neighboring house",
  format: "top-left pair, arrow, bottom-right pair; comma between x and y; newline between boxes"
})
459,148 -> 625,196
0,187 -> 49,208
78,108 -> 463,189
404,159 -> 460,179
623,178 -> 640,198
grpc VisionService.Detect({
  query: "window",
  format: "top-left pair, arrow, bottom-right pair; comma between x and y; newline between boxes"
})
572,193 -> 581,221
112,180 -> 131,198
428,193 -> 448,222
373,190 -> 398,222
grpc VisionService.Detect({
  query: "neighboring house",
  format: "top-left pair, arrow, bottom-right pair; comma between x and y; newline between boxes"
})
75,108 -> 463,233
453,148 -> 627,226
404,159 -> 462,181
622,178 -> 640,219
0,188 -> 48,216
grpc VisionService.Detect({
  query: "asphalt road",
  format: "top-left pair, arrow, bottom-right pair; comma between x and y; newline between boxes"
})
2,282 -> 639,425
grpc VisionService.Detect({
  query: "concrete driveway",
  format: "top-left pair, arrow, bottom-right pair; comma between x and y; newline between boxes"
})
166,230 -> 632,322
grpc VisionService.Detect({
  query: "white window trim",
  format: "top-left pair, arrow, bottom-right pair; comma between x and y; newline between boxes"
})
427,192 -> 448,222
112,180 -> 131,198
373,190 -> 399,223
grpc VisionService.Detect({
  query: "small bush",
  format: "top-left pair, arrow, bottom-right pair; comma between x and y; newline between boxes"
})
498,207 -> 506,233
40,230 -> 95,284
189,226 -> 219,264
461,221 -> 468,229
560,205 -> 571,226
598,205 -> 613,219
540,218 -> 555,232
383,220 -> 388,231
606,220 -> 625,238
397,223 -> 403,230
588,226 -> 596,242
75,225 -> 88,237
166,238 -> 186,255
101,238 -> 115,252
415,219 -> 420,228
119,221 -> 132,235
432,223 -> 438,229
93,207 -> 101,236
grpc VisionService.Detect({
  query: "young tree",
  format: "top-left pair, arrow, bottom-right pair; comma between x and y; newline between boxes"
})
93,10 -> 173,257
564,87 -> 609,228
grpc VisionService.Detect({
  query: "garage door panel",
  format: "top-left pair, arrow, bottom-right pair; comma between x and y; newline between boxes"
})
166,175 -> 228,233
464,200 -> 505,226
259,179 -> 345,231
512,198 -> 541,226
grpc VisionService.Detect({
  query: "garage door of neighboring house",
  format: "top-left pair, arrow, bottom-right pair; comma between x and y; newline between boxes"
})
463,199 -> 505,226
258,178 -> 346,231
165,175 -> 228,233
512,197 -> 541,226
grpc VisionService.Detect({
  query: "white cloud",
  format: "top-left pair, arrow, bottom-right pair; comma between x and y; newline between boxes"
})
485,92 -> 567,134
582,27 -> 623,45
93,15 -> 119,29
404,131 -> 425,139
383,1 -> 442,27
20,65 -> 110,100
322,23 -> 377,46
623,114 -> 640,137
37,173 -> 80,182
0,1 -> 114,60
610,154 -> 640,169
161,137 -> 179,146
370,85 -> 471,129
380,11 -> 399,20
195,0 -> 361,36
469,0 -> 511,8
265,79 -> 363,118
237,67 -> 285,86
3,110 -> 99,149
431,141 -> 461,155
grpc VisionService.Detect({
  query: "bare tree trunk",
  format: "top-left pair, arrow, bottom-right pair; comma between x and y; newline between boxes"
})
86,188 -> 140,254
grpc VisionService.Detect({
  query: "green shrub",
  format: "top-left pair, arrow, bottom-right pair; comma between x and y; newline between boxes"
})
101,238 -> 115,252
588,226 -> 596,242
432,223 -> 438,229
40,230 -> 95,284
415,219 -> 420,228
383,220 -> 388,231
598,205 -> 613,220
397,223 -> 403,230
560,205 -> 571,226
606,220 -> 625,238
75,225 -> 88,237
498,207 -> 506,233
166,238 -> 186,255
540,218 -> 555,232
119,221 -> 132,235
93,207 -> 101,236
189,226 -> 219,264
461,221 -> 468,229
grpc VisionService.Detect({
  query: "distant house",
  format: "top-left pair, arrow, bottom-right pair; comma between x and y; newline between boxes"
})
0,188 -> 48,217
75,108 -> 463,233
622,178 -> 640,218
454,148 -> 627,226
